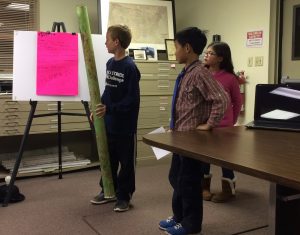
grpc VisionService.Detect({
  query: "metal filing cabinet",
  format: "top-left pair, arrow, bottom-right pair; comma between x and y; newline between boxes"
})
0,97 -> 90,136
0,61 -> 183,172
135,61 -> 183,160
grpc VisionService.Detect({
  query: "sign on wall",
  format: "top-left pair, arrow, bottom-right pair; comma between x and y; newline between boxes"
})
246,30 -> 263,48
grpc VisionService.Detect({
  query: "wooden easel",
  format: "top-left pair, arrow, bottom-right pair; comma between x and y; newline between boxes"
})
3,22 -> 95,206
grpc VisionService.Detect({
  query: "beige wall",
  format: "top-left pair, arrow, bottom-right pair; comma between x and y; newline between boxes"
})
38,0 -> 278,124
175,0 -> 274,124
39,0 -> 99,33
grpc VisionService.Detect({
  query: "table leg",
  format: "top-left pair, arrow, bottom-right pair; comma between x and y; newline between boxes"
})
269,183 -> 300,235
269,183 -> 276,235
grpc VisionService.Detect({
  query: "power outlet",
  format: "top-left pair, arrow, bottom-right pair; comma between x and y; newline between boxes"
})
247,57 -> 253,67
255,56 -> 263,66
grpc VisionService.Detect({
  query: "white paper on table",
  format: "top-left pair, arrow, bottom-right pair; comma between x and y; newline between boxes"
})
148,127 -> 171,160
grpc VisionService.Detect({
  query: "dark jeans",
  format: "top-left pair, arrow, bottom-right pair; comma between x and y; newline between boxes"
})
169,153 -> 203,233
202,162 -> 235,179
100,133 -> 137,201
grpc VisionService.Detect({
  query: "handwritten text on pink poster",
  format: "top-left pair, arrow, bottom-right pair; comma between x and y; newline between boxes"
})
36,32 -> 78,96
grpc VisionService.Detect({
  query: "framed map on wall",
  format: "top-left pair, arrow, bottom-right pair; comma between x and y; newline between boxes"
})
101,0 -> 175,50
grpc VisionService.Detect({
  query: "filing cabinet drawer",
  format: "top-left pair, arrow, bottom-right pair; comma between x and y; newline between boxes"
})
1,112 -> 53,126
33,122 -> 90,133
140,96 -> 172,107
0,100 -> 87,112
139,110 -> 169,119
1,128 -> 22,136
136,61 -> 183,75
140,73 -> 177,80
0,99 -> 19,106
140,106 -> 170,118
0,101 -> 29,112
138,117 -> 169,128
0,100 -> 57,112
47,115 -> 88,124
0,118 -> 48,127
3,122 -> 90,135
0,111 -> 88,126
0,119 -> 90,136
45,101 -> 88,110
140,79 -> 175,95
137,128 -> 158,141
137,141 -> 155,159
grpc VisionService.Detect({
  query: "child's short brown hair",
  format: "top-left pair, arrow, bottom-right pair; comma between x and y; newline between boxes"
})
107,24 -> 132,49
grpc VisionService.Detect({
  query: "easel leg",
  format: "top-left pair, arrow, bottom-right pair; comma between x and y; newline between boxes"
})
82,101 -> 95,133
58,101 -> 62,179
2,101 -> 37,207
82,101 -> 97,158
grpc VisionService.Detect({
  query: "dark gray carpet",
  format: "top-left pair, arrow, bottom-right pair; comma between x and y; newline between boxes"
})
85,163 -> 269,235
1,162 -> 269,235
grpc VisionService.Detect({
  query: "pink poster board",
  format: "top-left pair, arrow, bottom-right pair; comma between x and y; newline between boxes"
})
36,32 -> 78,96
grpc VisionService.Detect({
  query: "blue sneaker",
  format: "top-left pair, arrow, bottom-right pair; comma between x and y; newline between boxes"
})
165,223 -> 202,235
165,224 -> 187,235
159,216 -> 177,230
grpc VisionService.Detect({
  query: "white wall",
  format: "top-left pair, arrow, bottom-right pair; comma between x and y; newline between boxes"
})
175,0 -> 273,124
38,0 -> 276,124
39,0 -> 99,33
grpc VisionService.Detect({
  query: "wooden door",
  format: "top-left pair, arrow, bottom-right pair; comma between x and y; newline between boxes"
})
281,0 -> 300,81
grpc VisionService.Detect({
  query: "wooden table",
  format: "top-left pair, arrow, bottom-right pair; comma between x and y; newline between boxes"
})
143,126 -> 300,235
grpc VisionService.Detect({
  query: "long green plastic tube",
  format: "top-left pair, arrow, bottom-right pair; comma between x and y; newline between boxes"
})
76,6 -> 115,198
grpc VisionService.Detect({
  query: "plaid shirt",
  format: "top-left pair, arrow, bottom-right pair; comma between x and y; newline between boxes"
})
173,60 -> 228,131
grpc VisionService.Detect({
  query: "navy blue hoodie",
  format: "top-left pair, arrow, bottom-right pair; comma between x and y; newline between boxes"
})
101,56 -> 140,135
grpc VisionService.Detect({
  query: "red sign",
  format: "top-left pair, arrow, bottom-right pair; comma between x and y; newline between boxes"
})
246,30 -> 263,47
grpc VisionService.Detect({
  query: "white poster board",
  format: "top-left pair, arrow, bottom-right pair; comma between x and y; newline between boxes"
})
13,31 -> 111,101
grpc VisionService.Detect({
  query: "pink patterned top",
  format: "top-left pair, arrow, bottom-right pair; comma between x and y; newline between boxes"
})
212,70 -> 242,127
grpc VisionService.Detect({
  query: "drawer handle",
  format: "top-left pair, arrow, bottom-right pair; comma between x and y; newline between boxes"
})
5,122 -> 18,127
4,129 -> 19,134
47,103 -> 64,107
158,81 -> 170,88
48,108 -> 64,111
5,101 -> 18,104
5,114 -> 18,119
6,107 -> 18,111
